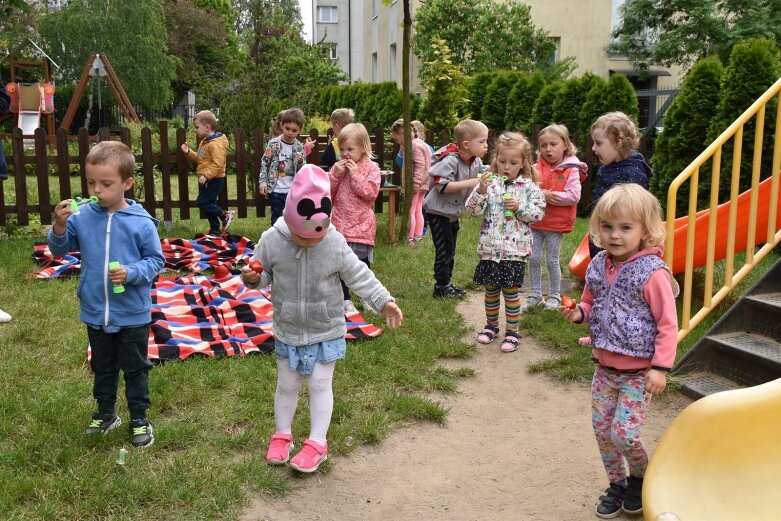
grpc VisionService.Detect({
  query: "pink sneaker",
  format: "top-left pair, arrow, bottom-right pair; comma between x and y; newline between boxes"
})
266,433 -> 294,465
579,336 -> 593,345
289,439 -> 328,473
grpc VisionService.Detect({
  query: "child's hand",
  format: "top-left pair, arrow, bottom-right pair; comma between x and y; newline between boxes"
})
380,301 -> 403,329
53,200 -> 74,227
180,143 -> 190,154
198,175 -> 207,185
305,137 -> 315,149
344,159 -> 358,175
559,303 -> 583,323
240,265 -> 260,286
108,262 -> 127,285
504,196 -> 519,213
294,152 -> 304,164
477,171 -> 492,193
258,183 -> 268,196
645,369 -> 668,395
333,160 -> 348,176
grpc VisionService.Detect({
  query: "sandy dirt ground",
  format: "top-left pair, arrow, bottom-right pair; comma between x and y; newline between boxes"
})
241,292 -> 692,521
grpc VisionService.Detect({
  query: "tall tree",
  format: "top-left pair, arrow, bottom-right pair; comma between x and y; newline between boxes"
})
609,0 -> 781,71
414,0 -> 562,80
38,0 -> 177,111
420,38 -> 469,133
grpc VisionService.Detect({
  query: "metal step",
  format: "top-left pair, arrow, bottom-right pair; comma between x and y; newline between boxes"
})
676,372 -> 743,400
711,332 -> 781,366
706,332 -> 781,386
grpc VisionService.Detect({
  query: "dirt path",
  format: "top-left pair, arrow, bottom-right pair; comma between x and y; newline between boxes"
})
241,293 -> 692,521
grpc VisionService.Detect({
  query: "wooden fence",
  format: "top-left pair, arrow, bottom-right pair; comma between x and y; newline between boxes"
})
0,123 -> 652,227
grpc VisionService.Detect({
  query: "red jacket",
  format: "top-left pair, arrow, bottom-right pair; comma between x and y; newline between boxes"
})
329,158 -> 381,246
531,156 -> 587,233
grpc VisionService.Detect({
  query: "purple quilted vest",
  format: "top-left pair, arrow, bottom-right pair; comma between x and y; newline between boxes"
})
585,252 -> 668,359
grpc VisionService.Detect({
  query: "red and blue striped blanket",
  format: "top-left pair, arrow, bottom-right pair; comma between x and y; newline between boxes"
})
32,234 -> 383,361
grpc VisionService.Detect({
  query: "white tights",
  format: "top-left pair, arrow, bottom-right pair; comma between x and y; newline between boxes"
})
274,359 -> 336,445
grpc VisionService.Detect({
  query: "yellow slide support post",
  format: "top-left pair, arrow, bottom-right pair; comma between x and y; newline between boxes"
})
643,378 -> 781,521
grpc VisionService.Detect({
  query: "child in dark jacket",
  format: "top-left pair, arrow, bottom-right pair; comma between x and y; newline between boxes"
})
49,141 -> 164,449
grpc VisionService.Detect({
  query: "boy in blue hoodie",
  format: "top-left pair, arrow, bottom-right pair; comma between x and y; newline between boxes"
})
49,141 -> 164,448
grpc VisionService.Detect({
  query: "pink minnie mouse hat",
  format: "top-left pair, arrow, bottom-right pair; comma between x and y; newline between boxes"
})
283,164 -> 333,239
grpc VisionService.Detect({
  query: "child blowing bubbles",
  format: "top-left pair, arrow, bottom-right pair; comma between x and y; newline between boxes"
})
328,123 -> 381,314
559,184 -> 679,518
466,132 -> 546,353
524,124 -> 587,311
241,165 -> 402,473
49,142 -> 164,449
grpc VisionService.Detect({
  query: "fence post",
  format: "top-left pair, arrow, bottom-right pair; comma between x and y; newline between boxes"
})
176,127 -> 191,220
253,128 -> 265,218
141,127 -> 156,215
77,128 -> 90,196
307,128 -> 321,167
34,128 -> 52,225
56,128 -> 71,202
10,128 -> 28,225
235,128 -> 248,219
158,121 -> 173,228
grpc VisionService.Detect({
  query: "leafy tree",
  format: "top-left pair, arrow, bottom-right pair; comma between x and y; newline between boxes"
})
0,0 -> 36,52
552,73 -> 602,138
420,38 -> 469,133
650,56 -> 724,209
466,71 -> 494,121
505,73 -> 545,134
530,81 -> 562,130
610,0 -> 781,71
414,0 -> 558,80
604,74 -> 640,123
706,38 -> 781,202
578,77 -> 609,137
481,72 -> 520,132
38,0 -> 178,111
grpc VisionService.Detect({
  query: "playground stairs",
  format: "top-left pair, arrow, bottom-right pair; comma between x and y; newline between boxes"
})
673,258 -> 781,399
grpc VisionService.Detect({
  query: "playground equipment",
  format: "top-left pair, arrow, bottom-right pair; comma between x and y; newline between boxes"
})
5,81 -> 55,137
567,174 -> 781,279
643,377 -> 781,521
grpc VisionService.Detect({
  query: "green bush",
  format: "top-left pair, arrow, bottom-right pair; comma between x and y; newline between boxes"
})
552,72 -> 602,139
505,73 -> 545,135
650,56 -> 724,211
466,72 -> 494,121
578,77 -> 609,137
706,38 -> 781,202
530,81 -> 562,130
481,71 -> 520,132
604,74 -> 639,123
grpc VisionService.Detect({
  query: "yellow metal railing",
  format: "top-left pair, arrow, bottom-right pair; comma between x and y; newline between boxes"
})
666,77 -> 781,343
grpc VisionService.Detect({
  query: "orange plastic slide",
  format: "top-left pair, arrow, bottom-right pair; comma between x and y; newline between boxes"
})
567,176 -> 781,278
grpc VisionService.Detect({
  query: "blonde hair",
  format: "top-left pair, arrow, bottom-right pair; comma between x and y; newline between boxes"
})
591,111 -> 639,160
86,141 -> 135,181
454,119 -> 488,144
390,118 -> 405,134
411,120 -> 426,139
588,184 -> 665,249
338,123 -> 374,159
330,108 -> 355,128
491,132 -> 535,181
537,124 -> 577,158
193,110 -> 218,130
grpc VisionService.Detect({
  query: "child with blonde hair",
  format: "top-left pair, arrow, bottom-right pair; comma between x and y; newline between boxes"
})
559,183 -> 678,518
523,124 -> 588,311
328,123 -> 381,314
424,119 -> 489,298
321,108 -> 355,170
466,132 -> 546,352
589,111 -> 653,258
390,119 -> 431,245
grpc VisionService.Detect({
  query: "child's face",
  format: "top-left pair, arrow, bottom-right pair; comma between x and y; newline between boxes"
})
538,132 -> 567,167
461,131 -> 489,159
391,130 -> 404,145
591,127 -> 621,166
194,120 -> 212,141
291,232 -> 324,249
340,139 -> 365,162
494,145 -> 524,180
280,122 -> 301,143
598,210 -> 649,263
86,162 -> 133,213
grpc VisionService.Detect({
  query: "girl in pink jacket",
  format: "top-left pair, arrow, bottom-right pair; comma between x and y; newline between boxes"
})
390,119 -> 432,246
328,123 -> 381,314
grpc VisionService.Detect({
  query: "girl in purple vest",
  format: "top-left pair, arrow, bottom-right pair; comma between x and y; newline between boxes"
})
559,183 -> 679,519
523,124 -> 587,311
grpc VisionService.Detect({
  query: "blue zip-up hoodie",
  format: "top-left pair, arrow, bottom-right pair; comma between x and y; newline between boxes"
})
48,199 -> 164,327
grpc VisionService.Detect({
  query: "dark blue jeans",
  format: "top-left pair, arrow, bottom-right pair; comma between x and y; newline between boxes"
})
196,177 -> 225,232
87,324 -> 152,421
427,212 -> 460,287
270,191 -> 288,225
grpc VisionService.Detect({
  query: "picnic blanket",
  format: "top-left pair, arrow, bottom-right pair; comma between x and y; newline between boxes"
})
32,235 -> 384,362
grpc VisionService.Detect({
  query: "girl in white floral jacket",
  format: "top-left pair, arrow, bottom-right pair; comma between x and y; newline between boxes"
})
465,132 -> 545,353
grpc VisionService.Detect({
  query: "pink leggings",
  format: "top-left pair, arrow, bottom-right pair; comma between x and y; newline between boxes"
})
408,191 -> 425,240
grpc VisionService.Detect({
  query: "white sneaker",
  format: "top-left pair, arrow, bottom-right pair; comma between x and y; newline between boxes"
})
521,296 -> 544,311
544,296 -> 562,311
0,308 -> 11,323
343,300 -> 358,314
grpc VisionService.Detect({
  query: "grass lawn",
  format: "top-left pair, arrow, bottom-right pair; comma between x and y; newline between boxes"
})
0,206 -> 776,519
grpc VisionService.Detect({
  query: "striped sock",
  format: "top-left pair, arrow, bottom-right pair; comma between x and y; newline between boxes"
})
503,286 -> 521,332
484,285 -> 501,326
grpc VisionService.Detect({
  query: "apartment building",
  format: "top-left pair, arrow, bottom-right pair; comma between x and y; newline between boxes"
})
313,0 -> 683,94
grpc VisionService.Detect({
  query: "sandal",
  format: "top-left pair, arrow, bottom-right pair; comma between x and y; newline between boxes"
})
476,324 -> 499,344
500,331 -> 521,353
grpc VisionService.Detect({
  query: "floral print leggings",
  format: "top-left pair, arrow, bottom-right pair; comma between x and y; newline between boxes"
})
591,364 -> 653,484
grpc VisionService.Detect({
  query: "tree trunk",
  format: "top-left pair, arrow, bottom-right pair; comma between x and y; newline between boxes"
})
398,0 -> 414,244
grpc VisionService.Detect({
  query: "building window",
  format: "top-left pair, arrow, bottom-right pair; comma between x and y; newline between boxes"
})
319,43 -> 337,60
389,43 -> 397,82
318,6 -> 337,23
372,52 -> 378,82
549,37 -> 561,63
